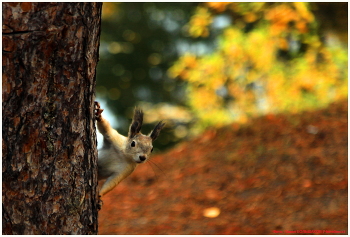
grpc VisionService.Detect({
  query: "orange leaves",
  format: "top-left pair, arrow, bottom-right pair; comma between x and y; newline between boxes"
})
244,12 -> 258,23
189,87 -> 221,110
221,28 -> 245,60
265,4 -> 298,35
246,30 -> 275,71
182,54 -> 197,68
293,2 -> 314,23
265,3 -> 313,35
169,2 -> 348,132
206,2 -> 230,12
187,7 -> 212,38
168,53 -> 197,79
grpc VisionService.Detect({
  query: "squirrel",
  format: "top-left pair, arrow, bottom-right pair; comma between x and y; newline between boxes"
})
94,101 -> 165,196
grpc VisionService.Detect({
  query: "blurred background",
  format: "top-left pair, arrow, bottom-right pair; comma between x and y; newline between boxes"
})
96,2 -> 347,234
96,2 -> 347,150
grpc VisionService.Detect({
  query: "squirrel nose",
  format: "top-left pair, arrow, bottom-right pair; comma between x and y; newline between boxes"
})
139,156 -> 146,162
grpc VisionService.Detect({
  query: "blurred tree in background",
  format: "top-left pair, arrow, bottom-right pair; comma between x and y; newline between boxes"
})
97,2 -> 347,147
169,2 -> 348,132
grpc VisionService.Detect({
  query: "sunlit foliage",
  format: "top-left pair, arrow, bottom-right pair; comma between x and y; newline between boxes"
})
187,6 -> 213,37
169,2 -> 347,132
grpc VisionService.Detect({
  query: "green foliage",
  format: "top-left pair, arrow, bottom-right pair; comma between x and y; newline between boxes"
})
169,2 -> 348,132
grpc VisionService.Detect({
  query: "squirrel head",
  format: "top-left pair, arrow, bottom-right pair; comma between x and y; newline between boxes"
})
126,108 -> 165,164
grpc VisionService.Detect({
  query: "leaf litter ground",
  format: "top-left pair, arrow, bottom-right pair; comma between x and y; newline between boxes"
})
99,100 -> 347,234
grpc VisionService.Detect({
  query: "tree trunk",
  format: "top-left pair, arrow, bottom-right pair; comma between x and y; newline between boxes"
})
2,2 -> 102,234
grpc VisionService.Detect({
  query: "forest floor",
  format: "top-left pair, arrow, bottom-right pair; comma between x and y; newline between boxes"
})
98,99 -> 348,235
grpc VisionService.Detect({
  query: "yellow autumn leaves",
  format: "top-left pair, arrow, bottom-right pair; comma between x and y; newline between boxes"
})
187,7 -> 213,38
169,2 -> 347,132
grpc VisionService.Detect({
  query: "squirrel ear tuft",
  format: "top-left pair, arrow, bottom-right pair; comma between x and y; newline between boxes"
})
128,108 -> 143,138
149,121 -> 165,141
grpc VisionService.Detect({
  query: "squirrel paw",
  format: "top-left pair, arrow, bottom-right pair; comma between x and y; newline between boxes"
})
94,101 -> 104,122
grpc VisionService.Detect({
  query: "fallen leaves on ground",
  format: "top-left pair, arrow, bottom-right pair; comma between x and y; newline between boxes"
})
98,99 -> 347,234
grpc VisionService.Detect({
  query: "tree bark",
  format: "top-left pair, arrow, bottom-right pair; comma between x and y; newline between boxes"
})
2,2 -> 102,234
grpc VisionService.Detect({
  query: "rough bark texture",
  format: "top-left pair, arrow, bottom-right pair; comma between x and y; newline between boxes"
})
2,2 -> 102,234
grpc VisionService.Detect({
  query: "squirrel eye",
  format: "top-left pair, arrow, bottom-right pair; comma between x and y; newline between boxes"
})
131,141 -> 136,147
